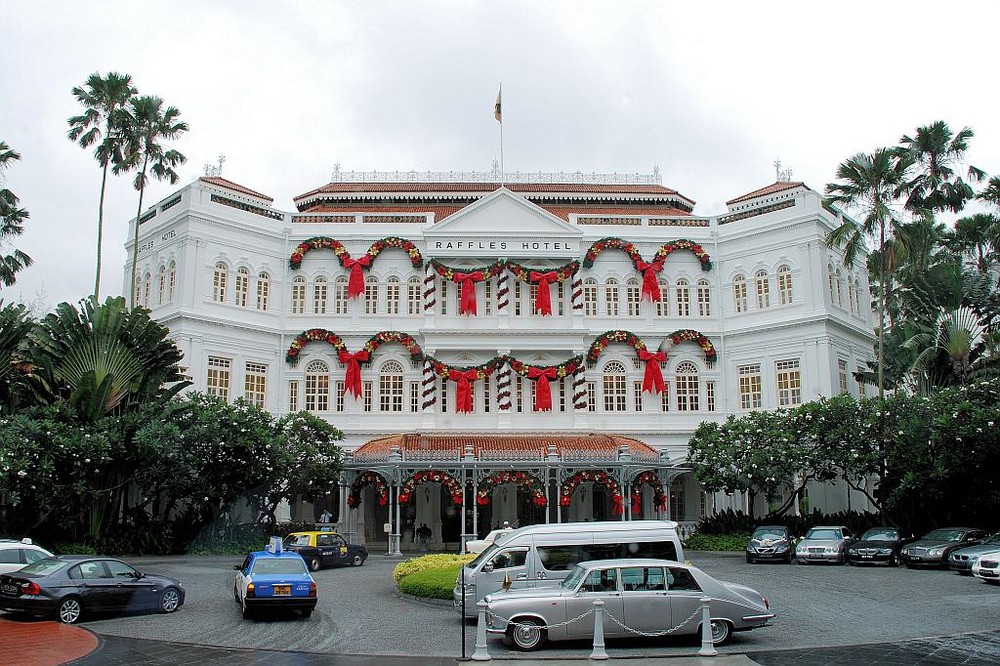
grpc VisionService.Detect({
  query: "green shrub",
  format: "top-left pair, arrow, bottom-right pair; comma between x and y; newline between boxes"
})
696,508 -> 883,539
392,553 -> 475,582
685,533 -> 748,551
398,566 -> 462,600
50,541 -> 98,555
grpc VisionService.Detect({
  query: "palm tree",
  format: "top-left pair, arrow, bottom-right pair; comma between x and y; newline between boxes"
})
119,96 -> 188,307
905,305 -> 999,392
946,213 -> 999,273
0,300 -> 33,413
897,121 -> 985,214
67,72 -> 138,301
826,148 -> 912,399
0,141 -> 32,287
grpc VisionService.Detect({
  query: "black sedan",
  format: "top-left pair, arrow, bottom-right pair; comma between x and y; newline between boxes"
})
746,525 -> 795,564
846,527 -> 910,566
0,555 -> 184,624
282,531 -> 368,571
899,527 -> 989,569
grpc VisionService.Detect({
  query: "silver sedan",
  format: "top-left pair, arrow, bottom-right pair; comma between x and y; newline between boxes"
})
484,558 -> 773,651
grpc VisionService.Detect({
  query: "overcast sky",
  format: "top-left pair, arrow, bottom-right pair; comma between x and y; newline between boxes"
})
3,0 -> 997,309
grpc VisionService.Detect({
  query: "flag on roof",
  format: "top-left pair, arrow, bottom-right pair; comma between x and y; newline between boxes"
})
494,87 -> 502,123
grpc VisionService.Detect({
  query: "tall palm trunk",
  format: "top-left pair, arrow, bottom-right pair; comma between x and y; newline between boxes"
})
129,154 -> 149,308
878,221 -> 886,400
94,161 -> 109,300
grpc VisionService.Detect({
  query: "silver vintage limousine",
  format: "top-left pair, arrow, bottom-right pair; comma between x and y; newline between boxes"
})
485,558 -> 773,650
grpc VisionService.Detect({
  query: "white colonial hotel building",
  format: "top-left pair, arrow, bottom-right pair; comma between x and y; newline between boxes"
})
126,168 -> 874,552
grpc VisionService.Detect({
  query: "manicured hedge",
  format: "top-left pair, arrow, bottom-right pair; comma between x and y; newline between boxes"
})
685,533 -> 748,552
392,553 -> 475,582
398,566 -> 463,600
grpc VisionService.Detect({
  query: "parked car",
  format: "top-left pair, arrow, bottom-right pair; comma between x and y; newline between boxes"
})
971,551 -> 1000,584
464,528 -> 513,555
0,538 -> 53,575
899,527 -> 989,569
745,525 -> 795,564
484,558 -> 773,650
948,532 -> 1000,574
0,555 -> 184,624
234,538 -> 317,619
846,527 -> 910,567
795,525 -> 855,564
282,531 -> 368,571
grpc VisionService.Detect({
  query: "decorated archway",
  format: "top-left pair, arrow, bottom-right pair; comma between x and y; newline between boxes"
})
398,470 -> 464,505
560,470 -> 624,515
476,470 -> 548,508
286,328 -> 346,364
586,330 -> 648,364
347,471 -> 389,508
631,470 -> 667,515
666,329 -> 717,364
653,239 -> 712,271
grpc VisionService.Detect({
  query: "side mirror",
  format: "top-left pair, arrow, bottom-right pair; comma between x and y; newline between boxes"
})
233,565 -> 241,571
483,562 -> 494,573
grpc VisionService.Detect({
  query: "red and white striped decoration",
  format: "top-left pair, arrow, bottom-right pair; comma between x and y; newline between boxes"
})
571,277 -> 583,311
423,265 -> 436,313
496,271 -> 509,313
421,359 -> 437,410
496,361 -> 512,411
572,365 -> 588,410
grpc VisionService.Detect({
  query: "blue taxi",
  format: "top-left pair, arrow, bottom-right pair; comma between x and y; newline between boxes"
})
233,537 -> 317,619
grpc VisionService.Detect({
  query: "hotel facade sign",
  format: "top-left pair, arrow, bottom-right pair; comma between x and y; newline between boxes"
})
429,238 -> 580,257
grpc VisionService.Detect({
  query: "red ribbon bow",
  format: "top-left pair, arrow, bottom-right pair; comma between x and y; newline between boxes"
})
635,259 -> 664,302
338,349 -> 370,398
454,271 -> 484,316
638,349 -> 666,395
612,494 -> 625,515
527,366 -> 558,411
342,255 -> 372,298
448,369 -> 479,413
529,271 -> 559,316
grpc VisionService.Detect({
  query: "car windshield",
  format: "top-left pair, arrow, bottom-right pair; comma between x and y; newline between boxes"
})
251,558 -> 308,575
805,529 -> 841,540
922,529 -> 965,541
17,557 -> 66,576
860,528 -> 899,541
561,564 -> 589,590
283,535 -> 311,547
468,545 -> 500,569
983,533 -> 1000,544
752,528 -> 788,540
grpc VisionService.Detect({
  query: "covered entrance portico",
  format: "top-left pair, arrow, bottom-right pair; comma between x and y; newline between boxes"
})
338,433 -> 687,554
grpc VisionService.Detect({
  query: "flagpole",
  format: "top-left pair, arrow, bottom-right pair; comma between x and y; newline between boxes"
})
495,83 -> 504,186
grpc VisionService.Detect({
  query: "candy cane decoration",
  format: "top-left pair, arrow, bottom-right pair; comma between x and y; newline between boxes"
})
571,276 -> 583,311
497,360 -> 512,411
496,270 -> 509,313
423,264 -> 436,314
421,359 -> 437,411
573,364 -> 588,411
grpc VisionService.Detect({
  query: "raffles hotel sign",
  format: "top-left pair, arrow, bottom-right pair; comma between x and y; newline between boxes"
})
427,238 -> 580,258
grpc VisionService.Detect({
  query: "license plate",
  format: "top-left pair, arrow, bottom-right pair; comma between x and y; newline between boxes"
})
1,584 -> 17,594
862,555 -> 873,559
273,585 -> 291,596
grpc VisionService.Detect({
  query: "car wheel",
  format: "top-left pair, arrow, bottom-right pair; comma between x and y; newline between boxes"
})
159,587 -> 181,614
709,619 -> 733,646
242,600 -> 252,619
745,554 -> 753,564
234,582 -> 240,603
302,609 -> 313,618
889,553 -> 900,567
352,554 -> 365,567
509,617 -> 546,651
57,597 -> 83,624
308,556 -> 322,572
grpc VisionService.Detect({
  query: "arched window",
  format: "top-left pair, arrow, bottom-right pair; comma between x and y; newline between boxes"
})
852,277 -> 862,314
380,360 -> 404,412
733,274 -> 748,313
235,267 -> 250,307
755,270 -> 770,309
212,262 -> 228,302
304,360 -> 330,412
583,278 -> 598,316
291,276 -> 306,314
313,276 -> 328,314
365,276 -> 379,315
604,278 -> 619,316
386,277 -> 401,315
602,360 -> 627,412
676,279 -> 691,317
626,278 -> 641,316
656,280 -> 669,317
828,263 -> 836,303
256,272 -> 270,311
407,277 -> 422,315
835,268 -> 844,307
167,261 -> 176,302
334,277 -> 349,314
697,279 -> 711,316
157,265 -> 166,305
675,361 -> 699,411
142,271 -> 152,306
134,274 -> 143,305
777,265 -> 793,305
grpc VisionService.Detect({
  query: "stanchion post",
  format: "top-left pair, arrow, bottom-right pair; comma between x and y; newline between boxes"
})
471,600 -> 492,661
589,599 -> 608,660
698,595 -> 718,657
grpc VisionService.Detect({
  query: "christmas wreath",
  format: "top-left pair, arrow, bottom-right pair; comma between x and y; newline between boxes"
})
582,237 -> 643,269
289,236 -> 349,269
667,329 -> 717,364
559,470 -> 624,514
507,355 -> 583,412
430,259 -> 506,315
476,470 -> 548,508
365,236 -> 424,269
347,471 -> 389,508
586,330 -> 648,364
286,328 -> 347,364
361,330 -> 424,363
652,239 -> 712,271
505,259 -> 579,316
398,470 -> 464,506
427,356 -> 505,413
630,471 -> 667,514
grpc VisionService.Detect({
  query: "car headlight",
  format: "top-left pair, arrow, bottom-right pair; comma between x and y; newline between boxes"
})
796,545 -> 806,553
848,548 -> 858,555
927,547 -> 944,556
774,544 -> 788,551
877,548 -> 891,555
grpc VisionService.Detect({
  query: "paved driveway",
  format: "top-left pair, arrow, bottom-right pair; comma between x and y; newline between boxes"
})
25,552 -> 1000,659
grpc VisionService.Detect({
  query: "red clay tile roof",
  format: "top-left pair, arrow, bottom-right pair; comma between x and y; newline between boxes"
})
295,203 -> 692,223
200,176 -> 273,202
295,181 -> 683,204
352,433 -> 659,460
726,181 -> 807,206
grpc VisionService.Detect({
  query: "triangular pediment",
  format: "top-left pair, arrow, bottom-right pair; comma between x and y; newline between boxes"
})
424,188 -> 582,258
